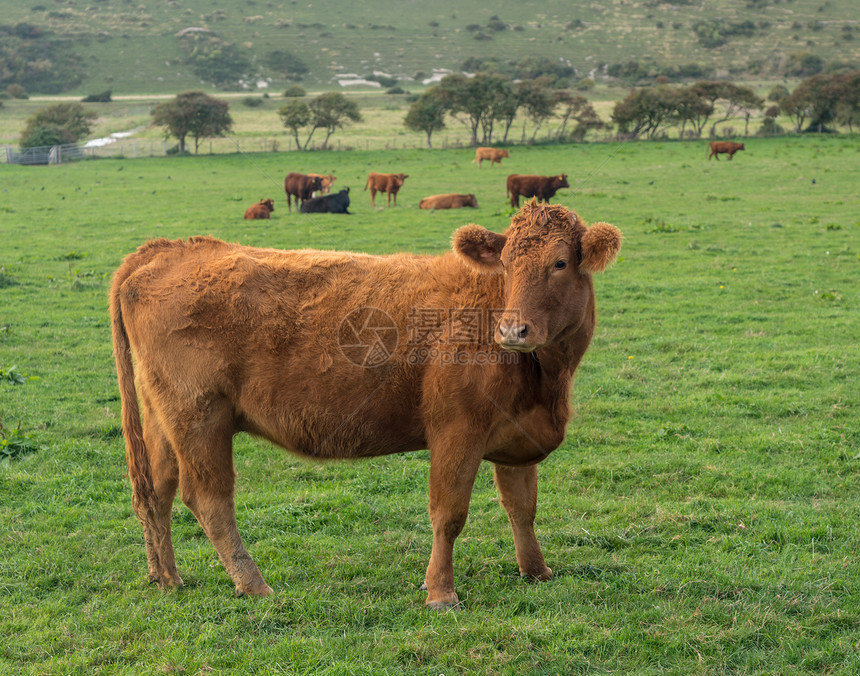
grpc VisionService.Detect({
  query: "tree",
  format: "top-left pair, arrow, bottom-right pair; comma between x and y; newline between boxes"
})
307,92 -> 362,149
554,92 -> 605,142
668,86 -> 713,137
404,89 -> 447,148
694,81 -> 762,137
19,102 -> 96,148
152,91 -> 233,154
516,78 -> 557,143
611,86 -> 676,139
781,73 -> 852,133
437,73 -> 511,145
835,71 -> 860,132
279,93 -> 361,150
279,100 -> 312,149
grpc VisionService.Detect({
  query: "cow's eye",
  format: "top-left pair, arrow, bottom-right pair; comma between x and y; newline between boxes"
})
554,260 -> 567,270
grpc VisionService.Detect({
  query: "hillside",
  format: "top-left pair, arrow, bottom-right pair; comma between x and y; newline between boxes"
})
1,0 -> 858,96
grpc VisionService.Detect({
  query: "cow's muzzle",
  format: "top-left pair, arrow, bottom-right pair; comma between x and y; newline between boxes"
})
495,316 -> 537,352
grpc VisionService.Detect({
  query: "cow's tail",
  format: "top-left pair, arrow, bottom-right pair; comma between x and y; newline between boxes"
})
110,253 -> 156,520
364,176 -> 370,191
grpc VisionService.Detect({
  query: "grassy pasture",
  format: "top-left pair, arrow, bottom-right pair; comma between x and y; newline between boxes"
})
0,137 -> 859,674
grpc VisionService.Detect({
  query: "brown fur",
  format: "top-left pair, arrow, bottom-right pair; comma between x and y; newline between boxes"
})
474,147 -> 510,168
243,199 -> 275,219
364,172 -> 408,207
419,193 -> 478,210
506,174 -> 570,208
284,172 -> 323,211
307,173 -> 336,195
110,200 -> 622,608
708,141 -> 745,160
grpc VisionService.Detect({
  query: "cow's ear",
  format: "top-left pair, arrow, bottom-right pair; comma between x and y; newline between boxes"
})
580,222 -> 622,274
452,224 -> 506,272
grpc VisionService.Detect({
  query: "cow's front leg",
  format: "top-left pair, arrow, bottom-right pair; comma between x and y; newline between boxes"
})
423,448 -> 482,610
493,464 -> 552,581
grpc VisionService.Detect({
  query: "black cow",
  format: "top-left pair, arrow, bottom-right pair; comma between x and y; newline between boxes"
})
300,188 -> 351,214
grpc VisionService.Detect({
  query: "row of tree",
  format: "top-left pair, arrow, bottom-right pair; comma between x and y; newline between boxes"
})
15,71 -> 860,152
611,71 -> 860,139
403,73 -> 604,148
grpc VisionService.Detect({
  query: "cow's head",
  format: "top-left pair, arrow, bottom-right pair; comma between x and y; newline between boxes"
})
453,200 -> 621,352
466,194 -> 478,207
501,150 -> 510,158
396,173 -> 409,186
555,174 -> 570,189
261,199 -> 275,212
310,176 -> 323,191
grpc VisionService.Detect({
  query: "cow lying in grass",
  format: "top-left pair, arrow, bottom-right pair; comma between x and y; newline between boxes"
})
243,198 -> 275,219
300,188 -> 350,214
419,193 -> 478,210
110,200 -> 622,609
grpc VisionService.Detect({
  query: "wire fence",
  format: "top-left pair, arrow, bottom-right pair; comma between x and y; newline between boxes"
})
3,125 -> 807,165
3,134 -> 485,165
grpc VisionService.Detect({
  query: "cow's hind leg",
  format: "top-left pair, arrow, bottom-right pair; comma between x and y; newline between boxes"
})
174,398 -> 272,597
139,393 -> 182,589
493,464 -> 552,581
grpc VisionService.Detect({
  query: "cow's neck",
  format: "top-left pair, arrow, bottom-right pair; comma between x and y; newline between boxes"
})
533,299 -> 596,399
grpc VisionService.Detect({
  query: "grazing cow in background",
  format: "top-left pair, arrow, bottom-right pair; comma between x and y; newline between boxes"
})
474,147 -> 510,168
506,174 -> 570,208
110,200 -> 622,609
365,172 -> 408,207
243,199 -> 275,220
300,188 -> 351,214
419,193 -> 479,210
307,173 -> 336,196
709,141 -> 745,161
283,172 -> 323,211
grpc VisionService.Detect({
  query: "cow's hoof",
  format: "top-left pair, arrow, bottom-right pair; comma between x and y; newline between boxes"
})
236,582 -> 273,598
152,573 -> 184,589
522,566 -> 553,582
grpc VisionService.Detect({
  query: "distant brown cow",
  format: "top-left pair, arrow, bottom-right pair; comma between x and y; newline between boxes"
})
307,173 -> 336,195
474,147 -> 510,168
110,200 -> 622,609
365,172 -> 408,207
709,141 -> 745,161
419,193 -> 478,210
284,172 -> 323,211
243,199 -> 275,220
506,174 -> 570,208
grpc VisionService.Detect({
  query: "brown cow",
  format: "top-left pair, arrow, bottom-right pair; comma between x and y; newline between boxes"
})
243,198 -> 275,220
419,193 -> 478,210
474,147 -> 510,168
284,172 -> 323,211
506,174 -> 570,208
708,141 -> 745,161
365,172 -> 408,207
307,173 -> 336,196
110,200 -> 622,609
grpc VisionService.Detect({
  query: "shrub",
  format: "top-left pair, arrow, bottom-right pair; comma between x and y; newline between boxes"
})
242,96 -> 264,107
81,90 -> 112,103
6,84 -> 28,99
283,85 -> 306,98
19,102 -> 97,148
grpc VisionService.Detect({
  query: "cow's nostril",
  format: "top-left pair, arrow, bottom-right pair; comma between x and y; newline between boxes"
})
518,324 -> 529,339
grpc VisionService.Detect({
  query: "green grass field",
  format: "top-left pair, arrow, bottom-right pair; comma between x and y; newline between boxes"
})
1,137 -> 859,674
